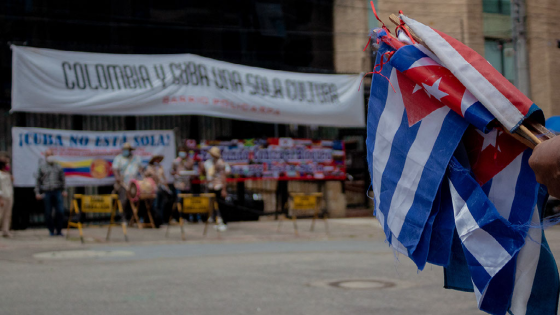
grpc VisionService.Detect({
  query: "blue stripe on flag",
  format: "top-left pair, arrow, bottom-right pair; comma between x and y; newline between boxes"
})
508,150 -> 539,226
427,177 -> 455,266
389,45 -> 428,71
444,229 -> 475,292
409,186 -> 441,270
463,102 -> 495,133
480,258 -> 516,315
397,110 -> 467,252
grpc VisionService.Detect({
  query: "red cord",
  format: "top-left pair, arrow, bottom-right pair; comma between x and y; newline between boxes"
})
360,51 -> 397,93
370,1 -> 390,33
363,37 -> 371,52
394,12 -> 416,44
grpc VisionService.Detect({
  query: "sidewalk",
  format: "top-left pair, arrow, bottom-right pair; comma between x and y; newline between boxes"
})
0,217 -> 384,252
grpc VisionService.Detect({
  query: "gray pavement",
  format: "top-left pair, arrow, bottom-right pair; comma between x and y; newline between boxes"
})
2,217 -> 560,315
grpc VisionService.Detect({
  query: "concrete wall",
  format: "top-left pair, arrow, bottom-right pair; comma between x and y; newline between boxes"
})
376,0 -> 484,55
526,0 -> 560,117
333,0 -> 370,73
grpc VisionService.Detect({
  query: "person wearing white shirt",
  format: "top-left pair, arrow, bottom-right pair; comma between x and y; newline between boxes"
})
202,147 -> 230,231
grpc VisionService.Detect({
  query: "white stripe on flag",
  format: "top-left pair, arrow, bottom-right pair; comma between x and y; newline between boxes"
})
413,44 -> 443,65
386,106 -> 450,237
487,153 -> 523,220
449,179 -> 512,278
510,206 -> 541,315
473,283 -> 484,308
409,57 -> 440,69
460,90 -> 477,116
402,16 -> 524,131
376,206 -> 385,228
371,68 -> 405,228
391,233 -> 409,256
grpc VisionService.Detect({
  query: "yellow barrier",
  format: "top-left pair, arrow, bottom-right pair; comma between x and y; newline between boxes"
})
278,192 -> 329,236
66,194 -> 128,243
166,193 -> 217,240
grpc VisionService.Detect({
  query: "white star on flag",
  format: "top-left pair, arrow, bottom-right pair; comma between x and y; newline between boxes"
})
476,128 -> 501,151
421,78 -> 448,101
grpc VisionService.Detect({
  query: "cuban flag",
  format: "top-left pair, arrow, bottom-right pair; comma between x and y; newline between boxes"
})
444,152 -> 559,314
388,44 -> 495,133
367,21 -> 559,315
367,42 -> 468,265
445,150 -> 539,315
401,15 -> 542,132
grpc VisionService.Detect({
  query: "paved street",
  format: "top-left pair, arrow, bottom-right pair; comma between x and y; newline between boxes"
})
2,217 -> 560,315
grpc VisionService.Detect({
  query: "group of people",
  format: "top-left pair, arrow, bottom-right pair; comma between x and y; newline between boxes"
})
112,143 -> 230,231
0,142 -> 231,238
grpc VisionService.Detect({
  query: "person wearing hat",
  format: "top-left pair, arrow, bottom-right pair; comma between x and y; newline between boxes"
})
144,154 -> 170,227
202,146 -> 230,231
0,157 -> 14,237
112,142 -> 143,221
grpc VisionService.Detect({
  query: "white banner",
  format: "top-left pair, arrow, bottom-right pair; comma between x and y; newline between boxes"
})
11,46 -> 364,127
12,127 -> 176,187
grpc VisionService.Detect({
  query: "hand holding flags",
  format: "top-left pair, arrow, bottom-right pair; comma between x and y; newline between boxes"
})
366,4 -> 559,315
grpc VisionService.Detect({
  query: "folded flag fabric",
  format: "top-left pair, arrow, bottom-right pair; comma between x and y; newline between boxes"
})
445,149 -> 539,315
367,42 -> 467,265
444,182 -> 559,315
400,15 -> 542,132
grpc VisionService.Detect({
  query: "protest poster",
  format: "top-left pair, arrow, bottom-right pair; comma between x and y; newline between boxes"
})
190,138 -> 346,181
12,127 -> 176,187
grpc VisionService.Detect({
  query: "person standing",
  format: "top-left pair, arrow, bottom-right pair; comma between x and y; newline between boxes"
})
171,147 -> 197,222
144,155 -> 170,227
203,146 -> 230,231
0,157 -> 14,238
112,142 -> 143,221
35,149 -> 67,236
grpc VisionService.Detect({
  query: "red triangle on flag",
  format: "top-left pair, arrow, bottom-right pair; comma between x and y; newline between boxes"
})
396,70 -> 444,126
463,126 -> 527,185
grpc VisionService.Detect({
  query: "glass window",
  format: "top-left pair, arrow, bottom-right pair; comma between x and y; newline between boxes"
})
483,0 -> 511,15
485,40 -> 503,74
485,39 -> 515,84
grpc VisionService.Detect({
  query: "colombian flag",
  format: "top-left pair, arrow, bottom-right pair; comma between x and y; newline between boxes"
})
58,159 -> 113,178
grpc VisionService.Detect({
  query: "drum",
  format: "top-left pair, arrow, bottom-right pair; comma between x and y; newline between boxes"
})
128,178 -> 157,201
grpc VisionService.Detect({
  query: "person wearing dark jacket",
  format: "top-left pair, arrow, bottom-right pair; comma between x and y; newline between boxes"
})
35,149 -> 67,236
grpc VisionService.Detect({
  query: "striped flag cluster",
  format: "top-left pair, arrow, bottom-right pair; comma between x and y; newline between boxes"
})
367,16 -> 559,315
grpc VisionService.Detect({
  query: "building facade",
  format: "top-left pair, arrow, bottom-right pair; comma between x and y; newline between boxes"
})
356,0 -> 560,118
1,1 -> 376,228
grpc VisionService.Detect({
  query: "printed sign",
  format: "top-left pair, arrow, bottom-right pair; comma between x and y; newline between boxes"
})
81,195 -> 113,213
183,196 -> 210,213
11,46 -> 365,127
12,127 -> 176,187
293,195 -> 317,210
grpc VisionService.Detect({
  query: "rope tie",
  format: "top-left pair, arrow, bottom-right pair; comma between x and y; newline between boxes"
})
359,51 -> 396,93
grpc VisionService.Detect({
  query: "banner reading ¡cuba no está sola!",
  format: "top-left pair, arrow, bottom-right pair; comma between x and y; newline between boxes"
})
12,127 -> 176,187
11,45 -> 365,127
